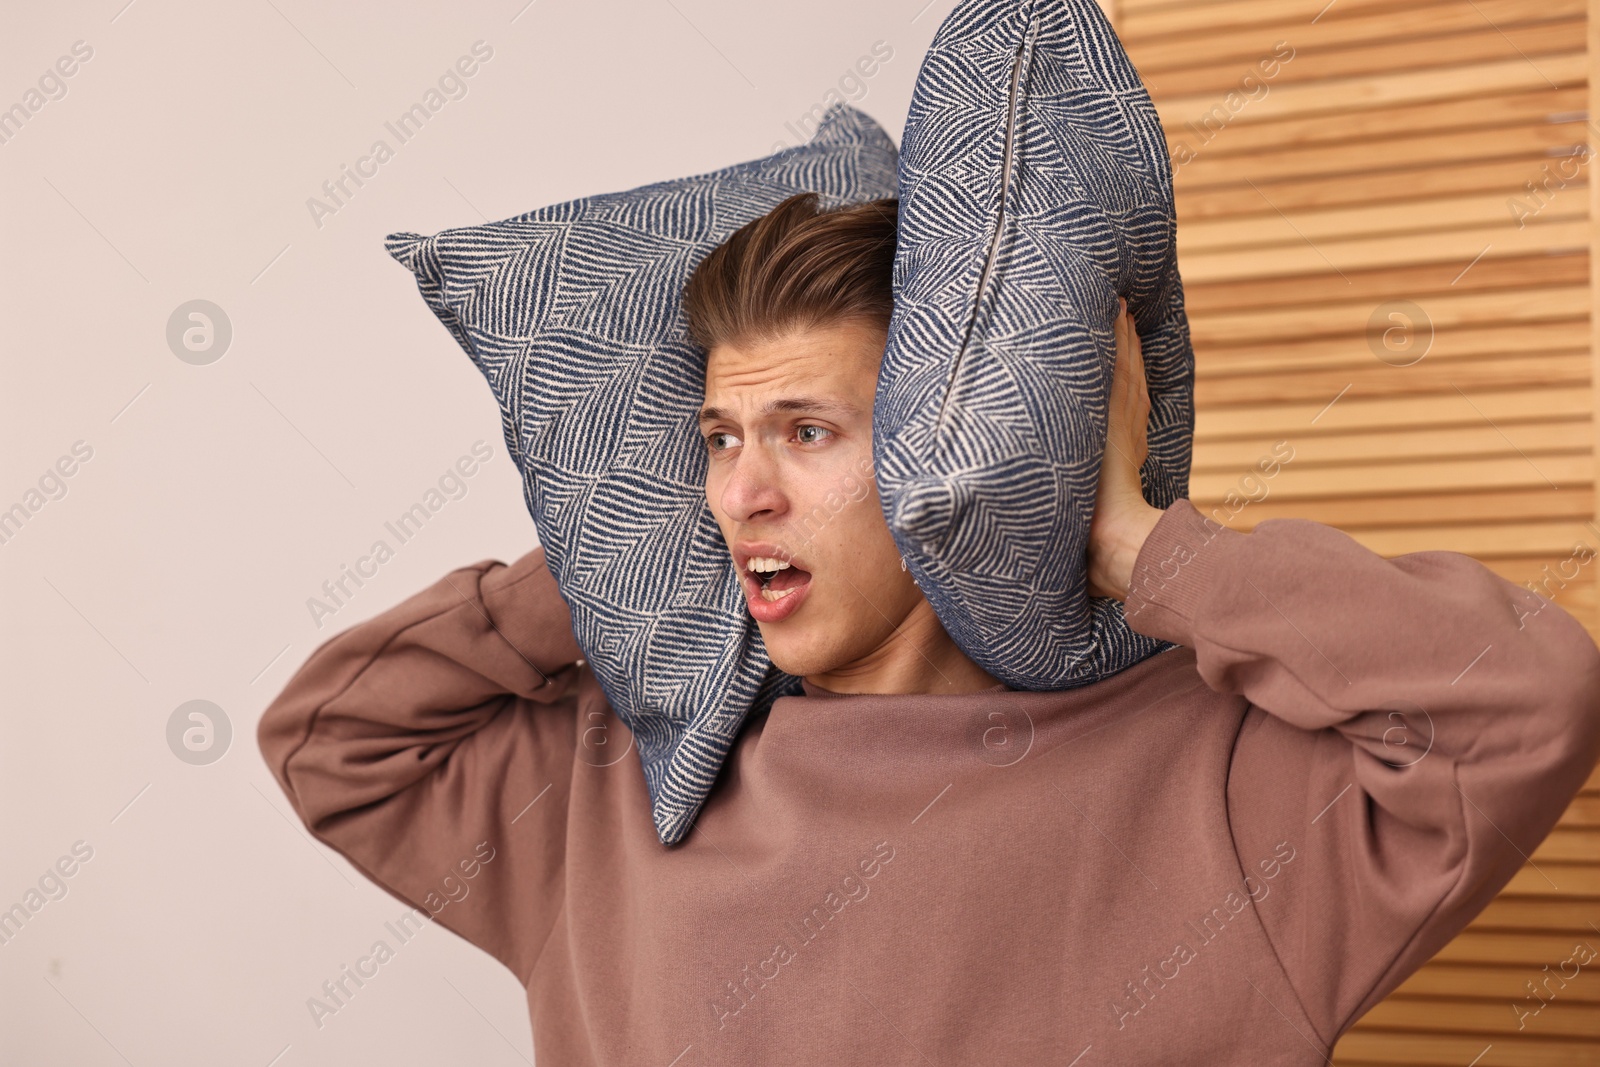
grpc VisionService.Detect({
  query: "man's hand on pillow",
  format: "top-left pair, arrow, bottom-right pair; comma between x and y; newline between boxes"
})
1086,299 -> 1166,602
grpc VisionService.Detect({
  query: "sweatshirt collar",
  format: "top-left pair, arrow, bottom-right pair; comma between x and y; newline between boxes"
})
799,677 -> 1011,699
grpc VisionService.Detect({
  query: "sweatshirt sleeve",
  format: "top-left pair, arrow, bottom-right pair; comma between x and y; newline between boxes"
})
257,546 -> 586,984
1122,497 -> 1600,1044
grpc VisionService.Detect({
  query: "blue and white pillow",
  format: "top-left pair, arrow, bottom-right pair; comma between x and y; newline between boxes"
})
385,105 -> 896,845
875,0 -> 1195,690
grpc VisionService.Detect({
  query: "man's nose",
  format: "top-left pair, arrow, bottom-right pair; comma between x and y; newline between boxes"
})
718,442 -> 788,523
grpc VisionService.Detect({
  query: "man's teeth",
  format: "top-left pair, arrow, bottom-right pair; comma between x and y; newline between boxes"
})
759,586 -> 796,602
746,556 -> 792,574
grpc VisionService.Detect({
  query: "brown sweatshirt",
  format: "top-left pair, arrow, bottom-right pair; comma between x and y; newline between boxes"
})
258,498 -> 1600,1065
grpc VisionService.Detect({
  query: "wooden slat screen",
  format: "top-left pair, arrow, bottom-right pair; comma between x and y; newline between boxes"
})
1107,0 -> 1600,1061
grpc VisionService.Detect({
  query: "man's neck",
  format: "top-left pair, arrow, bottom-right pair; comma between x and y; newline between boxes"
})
804,601 -> 1002,696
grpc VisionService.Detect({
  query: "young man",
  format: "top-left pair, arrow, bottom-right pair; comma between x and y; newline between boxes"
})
260,195 -> 1600,1065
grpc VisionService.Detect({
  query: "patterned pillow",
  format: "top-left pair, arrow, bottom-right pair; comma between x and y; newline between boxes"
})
385,105 -> 895,845
875,0 -> 1195,689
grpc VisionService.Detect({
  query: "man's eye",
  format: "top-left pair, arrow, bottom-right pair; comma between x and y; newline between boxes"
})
708,432 -> 741,452
796,425 -> 833,445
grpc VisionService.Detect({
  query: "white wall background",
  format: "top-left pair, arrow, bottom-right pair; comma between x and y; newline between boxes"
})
0,2 -> 956,1063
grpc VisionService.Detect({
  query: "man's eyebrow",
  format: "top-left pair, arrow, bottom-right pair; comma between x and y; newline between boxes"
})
696,396 -> 859,423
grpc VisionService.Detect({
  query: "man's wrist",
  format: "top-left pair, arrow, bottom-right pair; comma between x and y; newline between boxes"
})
1105,503 -> 1166,602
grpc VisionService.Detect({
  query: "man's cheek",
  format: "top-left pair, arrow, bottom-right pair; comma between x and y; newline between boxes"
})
840,468 -> 872,504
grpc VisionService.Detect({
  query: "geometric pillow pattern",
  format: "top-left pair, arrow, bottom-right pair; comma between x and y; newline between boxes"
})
876,0 -> 1195,690
385,105 -> 897,845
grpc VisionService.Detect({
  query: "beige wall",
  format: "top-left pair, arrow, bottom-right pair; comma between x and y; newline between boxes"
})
0,3 -> 945,1063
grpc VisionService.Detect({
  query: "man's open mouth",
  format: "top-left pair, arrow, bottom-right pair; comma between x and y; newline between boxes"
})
746,555 -> 813,602
735,545 -> 815,622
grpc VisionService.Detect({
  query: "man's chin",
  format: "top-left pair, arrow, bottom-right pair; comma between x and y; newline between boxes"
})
761,642 -> 811,679
759,628 -> 839,679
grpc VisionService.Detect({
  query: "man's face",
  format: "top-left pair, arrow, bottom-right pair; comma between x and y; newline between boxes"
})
699,319 -> 926,677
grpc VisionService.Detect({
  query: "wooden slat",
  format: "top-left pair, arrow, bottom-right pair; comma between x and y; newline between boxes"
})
1354,996 -> 1600,1038
1196,334 -> 1593,388
1196,386 -> 1594,439
1394,962 -> 1600,1001
1340,520 -> 1590,558
1186,253 -> 1588,314
1503,865 -> 1600,897
1147,19 -> 1585,99
1178,217 -> 1587,284
1124,0 -> 1438,39
1193,455 -> 1593,499
1198,355 -> 1592,407
1174,124 -> 1589,199
1193,487 -> 1595,527
1557,796 -> 1600,827
1471,896 -> 1600,928
1194,325 -> 1592,381
1164,87 -> 1586,160
1179,511 -> 1595,555
1194,449 -> 1589,494
1181,190 -> 1588,255
1534,829 -> 1600,864
1179,157 -> 1598,218
1154,54 -> 1590,130
1335,1028 -> 1600,1065
1131,0 -> 1586,76
1191,420 -> 1592,469
1433,933 -> 1600,968
1191,293 -> 1590,353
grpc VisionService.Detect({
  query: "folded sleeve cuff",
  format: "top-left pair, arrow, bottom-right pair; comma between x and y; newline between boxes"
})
480,545 -> 586,684
1122,498 -> 1243,648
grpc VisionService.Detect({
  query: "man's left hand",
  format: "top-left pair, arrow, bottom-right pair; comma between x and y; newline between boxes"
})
1086,298 -> 1165,602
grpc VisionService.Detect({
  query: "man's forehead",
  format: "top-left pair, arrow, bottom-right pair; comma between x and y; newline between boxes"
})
697,393 -> 860,424
704,337 -> 834,383
700,326 -> 883,410
700,323 -> 883,390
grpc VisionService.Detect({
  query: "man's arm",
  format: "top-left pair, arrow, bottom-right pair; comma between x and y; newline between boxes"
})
1119,497 -> 1600,1044
257,546 -> 586,984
